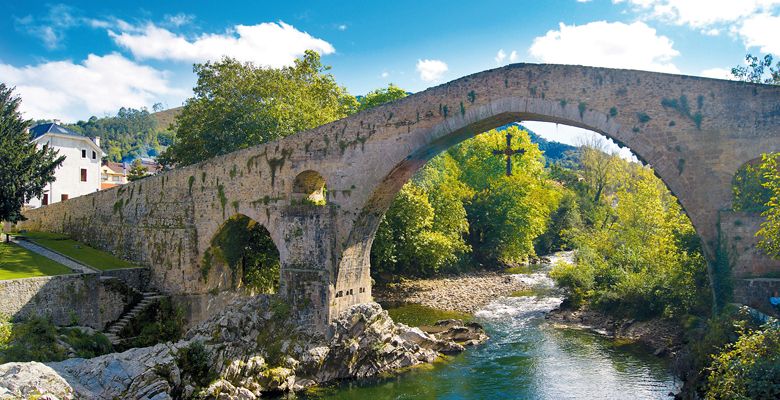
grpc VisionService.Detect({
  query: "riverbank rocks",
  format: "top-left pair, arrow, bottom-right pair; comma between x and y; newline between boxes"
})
423,319 -> 489,346
0,298 -> 477,399
546,308 -> 684,356
0,362 -> 74,400
374,271 -> 530,313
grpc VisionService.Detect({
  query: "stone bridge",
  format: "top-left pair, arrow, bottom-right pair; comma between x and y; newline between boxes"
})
18,64 -> 780,328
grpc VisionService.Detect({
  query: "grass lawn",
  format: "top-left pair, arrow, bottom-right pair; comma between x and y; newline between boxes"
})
13,231 -> 139,271
0,242 -> 72,280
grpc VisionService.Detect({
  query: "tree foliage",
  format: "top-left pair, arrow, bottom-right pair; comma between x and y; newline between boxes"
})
206,215 -> 280,293
706,322 -> 780,400
64,107 -> 170,162
732,53 -> 780,85
0,84 -> 64,223
756,152 -> 780,257
732,160 -> 772,213
162,51 -> 358,166
127,159 -> 149,182
357,84 -> 408,111
371,124 -> 562,278
550,146 -> 710,319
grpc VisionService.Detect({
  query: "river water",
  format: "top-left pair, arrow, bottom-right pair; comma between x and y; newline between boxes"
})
305,253 -> 680,399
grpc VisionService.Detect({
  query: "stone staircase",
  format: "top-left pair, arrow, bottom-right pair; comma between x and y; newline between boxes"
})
104,291 -> 165,345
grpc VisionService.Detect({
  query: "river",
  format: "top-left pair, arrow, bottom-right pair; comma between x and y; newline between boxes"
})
304,252 -> 681,399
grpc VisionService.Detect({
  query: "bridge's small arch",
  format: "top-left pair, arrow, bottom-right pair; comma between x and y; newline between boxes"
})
292,170 -> 327,205
203,214 -> 281,294
732,157 -> 772,214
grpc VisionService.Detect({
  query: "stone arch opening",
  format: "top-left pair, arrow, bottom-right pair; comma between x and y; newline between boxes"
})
292,170 -> 327,205
334,100 -> 712,313
731,157 -> 771,214
203,214 -> 281,294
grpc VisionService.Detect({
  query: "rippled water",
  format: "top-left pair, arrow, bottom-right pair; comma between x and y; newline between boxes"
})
305,253 -> 680,399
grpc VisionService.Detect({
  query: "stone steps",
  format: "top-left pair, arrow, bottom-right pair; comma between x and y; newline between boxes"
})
103,292 -> 165,345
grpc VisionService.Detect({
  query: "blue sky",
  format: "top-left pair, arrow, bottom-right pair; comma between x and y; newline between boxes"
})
1,0 -> 778,130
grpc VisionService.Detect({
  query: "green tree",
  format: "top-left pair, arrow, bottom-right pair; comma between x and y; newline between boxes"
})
453,125 -> 560,263
358,84 -> 408,111
757,152 -> 780,257
706,323 -> 780,399
551,155 -> 710,319
126,159 -> 148,181
732,161 -> 771,213
162,51 -> 358,166
732,53 -> 780,84
0,84 -> 64,223
371,183 -> 468,278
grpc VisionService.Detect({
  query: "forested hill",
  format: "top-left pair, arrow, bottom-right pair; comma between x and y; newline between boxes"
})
57,107 -> 177,163
500,123 -> 577,163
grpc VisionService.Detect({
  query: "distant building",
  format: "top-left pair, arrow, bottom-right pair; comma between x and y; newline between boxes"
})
101,161 -> 127,190
136,157 -> 163,175
26,123 -> 103,208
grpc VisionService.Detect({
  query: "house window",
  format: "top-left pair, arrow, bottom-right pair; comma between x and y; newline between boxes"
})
92,151 -> 96,159
61,194 -> 69,201
42,194 -> 48,206
80,168 -> 87,182
81,149 -> 86,158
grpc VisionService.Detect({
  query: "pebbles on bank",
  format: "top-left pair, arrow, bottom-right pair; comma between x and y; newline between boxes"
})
374,272 -> 531,314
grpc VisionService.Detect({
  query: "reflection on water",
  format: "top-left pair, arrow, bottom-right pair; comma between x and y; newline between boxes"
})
304,253 -> 680,400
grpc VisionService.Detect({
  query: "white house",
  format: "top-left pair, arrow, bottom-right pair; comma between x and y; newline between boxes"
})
27,123 -> 103,208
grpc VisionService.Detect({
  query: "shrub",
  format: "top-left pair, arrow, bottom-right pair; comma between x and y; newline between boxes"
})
176,341 -> 214,388
706,322 -> 780,399
550,260 -> 594,307
119,298 -> 184,349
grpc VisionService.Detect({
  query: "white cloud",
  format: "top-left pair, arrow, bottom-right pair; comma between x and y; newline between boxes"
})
577,0 -> 593,2
109,21 -> 335,67
416,59 -> 448,82
164,13 -> 194,27
495,49 -> 507,65
528,21 -> 680,73
15,4 -> 79,49
737,12 -> 780,55
381,71 -> 390,78
699,67 -> 734,80
0,53 -> 185,121
338,24 -> 348,31
496,49 -> 520,65
614,0 -> 780,28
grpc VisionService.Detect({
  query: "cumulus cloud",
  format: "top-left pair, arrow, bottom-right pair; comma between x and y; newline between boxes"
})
416,59 -> 448,82
614,0 -> 780,53
737,12 -> 780,55
495,49 -> 507,65
109,21 -> 335,67
0,53 -> 185,121
614,0 -> 780,28
496,49 -> 520,65
699,67 -> 734,80
528,21 -> 680,73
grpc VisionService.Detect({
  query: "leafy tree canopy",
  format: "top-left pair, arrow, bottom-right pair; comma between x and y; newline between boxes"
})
756,152 -> 780,257
357,84 -> 408,111
0,84 -> 64,223
127,159 -> 149,182
732,53 -> 780,85
161,50 -> 358,166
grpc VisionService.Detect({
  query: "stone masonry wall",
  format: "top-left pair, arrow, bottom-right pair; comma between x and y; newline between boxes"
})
719,211 -> 780,278
0,269 -> 147,329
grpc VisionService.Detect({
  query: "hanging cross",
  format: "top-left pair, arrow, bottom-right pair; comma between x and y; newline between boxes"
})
492,130 -> 525,176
